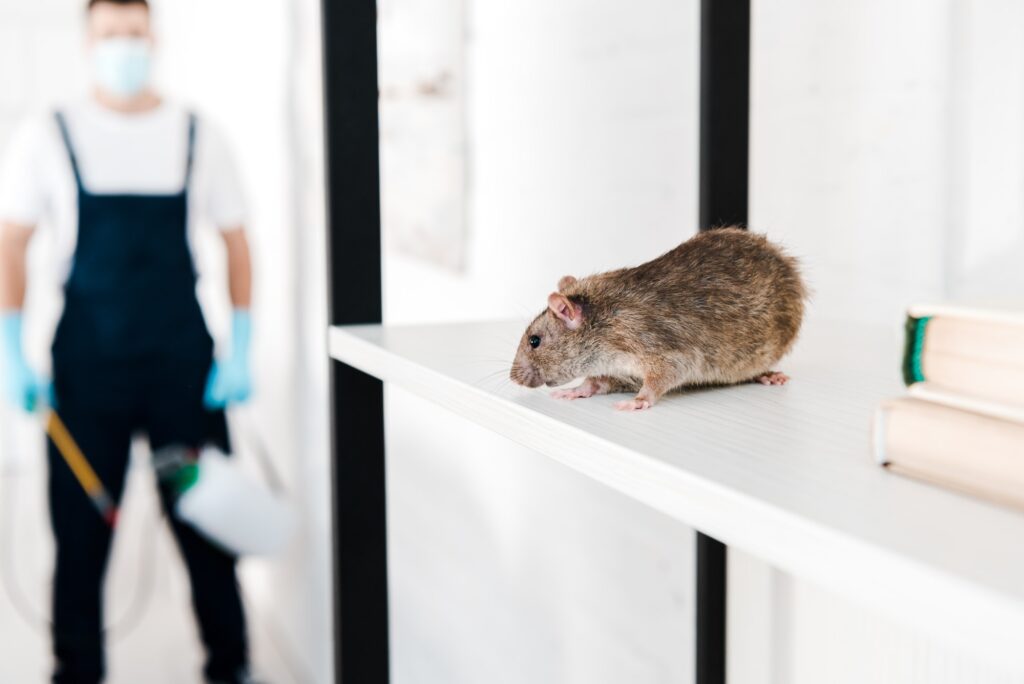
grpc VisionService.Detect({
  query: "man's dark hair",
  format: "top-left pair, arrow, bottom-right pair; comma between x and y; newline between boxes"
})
88,0 -> 149,10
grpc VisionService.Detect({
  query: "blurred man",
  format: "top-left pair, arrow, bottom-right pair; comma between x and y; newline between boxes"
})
0,0 -> 257,682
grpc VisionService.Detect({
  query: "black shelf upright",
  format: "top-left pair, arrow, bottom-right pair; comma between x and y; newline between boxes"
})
697,1 -> 751,683
322,0 -> 390,682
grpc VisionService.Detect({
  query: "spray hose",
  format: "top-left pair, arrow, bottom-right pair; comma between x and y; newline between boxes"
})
44,412 -> 119,527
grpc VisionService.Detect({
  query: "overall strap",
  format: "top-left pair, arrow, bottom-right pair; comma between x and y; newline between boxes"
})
53,112 -> 84,190
183,113 -> 198,189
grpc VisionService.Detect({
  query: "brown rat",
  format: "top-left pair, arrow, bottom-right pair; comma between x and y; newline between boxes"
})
509,227 -> 807,411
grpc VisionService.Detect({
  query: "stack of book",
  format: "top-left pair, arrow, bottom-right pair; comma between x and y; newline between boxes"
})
874,305 -> 1024,509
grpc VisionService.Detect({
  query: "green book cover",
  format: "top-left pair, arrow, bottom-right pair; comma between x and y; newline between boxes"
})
902,315 -> 930,386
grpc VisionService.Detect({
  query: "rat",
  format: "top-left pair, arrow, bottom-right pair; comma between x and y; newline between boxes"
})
509,227 -> 807,411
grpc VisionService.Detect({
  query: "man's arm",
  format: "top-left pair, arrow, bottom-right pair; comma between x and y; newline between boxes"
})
0,221 -> 35,309
0,220 -> 48,412
203,225 -> 253,408
221,226 -> 251,309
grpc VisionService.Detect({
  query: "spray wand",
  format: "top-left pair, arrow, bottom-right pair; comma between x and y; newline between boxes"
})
44,412 -> 119,527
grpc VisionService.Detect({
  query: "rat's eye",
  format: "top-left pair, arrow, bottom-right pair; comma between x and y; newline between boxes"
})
528,335 -> 541,349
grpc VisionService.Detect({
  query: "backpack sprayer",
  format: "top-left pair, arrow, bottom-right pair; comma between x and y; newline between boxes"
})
45,410 -> 295,556
0,408 -> 294,641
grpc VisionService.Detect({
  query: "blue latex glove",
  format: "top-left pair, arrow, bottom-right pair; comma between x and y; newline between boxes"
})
203,310 -> 252,409
1,313 -> 53,412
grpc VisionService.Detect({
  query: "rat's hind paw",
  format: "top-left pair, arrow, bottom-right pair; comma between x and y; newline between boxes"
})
755,371 -> 790,386
551,386 -> 597,401
614,398 -> 652,412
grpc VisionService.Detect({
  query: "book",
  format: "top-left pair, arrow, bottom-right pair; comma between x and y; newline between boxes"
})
907,383 -> 1024,425
904,304 -> 1024,409
874,397 -> 1024,510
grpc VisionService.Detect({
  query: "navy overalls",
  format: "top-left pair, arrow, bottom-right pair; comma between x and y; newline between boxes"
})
49,112 -> 248,684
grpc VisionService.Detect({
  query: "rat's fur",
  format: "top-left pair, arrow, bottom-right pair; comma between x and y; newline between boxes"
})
510,228 -> 807,410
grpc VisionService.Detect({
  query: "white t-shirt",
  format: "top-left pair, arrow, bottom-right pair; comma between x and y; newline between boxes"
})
0,98 -> 247,284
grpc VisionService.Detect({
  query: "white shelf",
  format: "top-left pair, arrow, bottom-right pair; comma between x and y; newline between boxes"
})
330,319 -> 1024,671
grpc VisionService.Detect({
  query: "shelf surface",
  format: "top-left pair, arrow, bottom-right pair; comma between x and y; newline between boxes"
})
330,319 -> 1024,670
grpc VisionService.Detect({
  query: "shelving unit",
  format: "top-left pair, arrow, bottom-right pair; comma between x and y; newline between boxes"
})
330,319 -> 1024,673
321,0 -> 1017,681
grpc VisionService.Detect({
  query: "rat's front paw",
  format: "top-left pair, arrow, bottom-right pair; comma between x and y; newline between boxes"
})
551,386 -> 596,400
614,398 -> 652,412
551,378 -> 603,400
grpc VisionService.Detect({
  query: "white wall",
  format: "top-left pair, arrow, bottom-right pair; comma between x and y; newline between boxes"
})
946,0 -> 1024,300
751,0 -> 952,327
0,0 -> 86,137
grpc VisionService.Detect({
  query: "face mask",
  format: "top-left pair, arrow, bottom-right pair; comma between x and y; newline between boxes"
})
92,37 -> 152,98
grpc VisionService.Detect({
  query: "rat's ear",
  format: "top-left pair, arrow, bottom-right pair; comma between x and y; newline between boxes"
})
548,292 -> 583,330
557,275 -> 578,292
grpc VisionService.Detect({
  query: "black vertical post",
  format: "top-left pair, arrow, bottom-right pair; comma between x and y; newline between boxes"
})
322,0 -> 390,682
697,1 -> 750,683
700,0 -> 750,231
695,532 -> 728,684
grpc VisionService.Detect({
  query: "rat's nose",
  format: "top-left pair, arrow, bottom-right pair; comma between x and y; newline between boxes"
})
510,364 -> 543,388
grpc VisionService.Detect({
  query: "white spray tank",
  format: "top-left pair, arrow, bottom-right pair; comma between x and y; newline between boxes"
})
153,443 -> 295,556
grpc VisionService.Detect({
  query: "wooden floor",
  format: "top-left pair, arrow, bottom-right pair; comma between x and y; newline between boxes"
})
0,426 -> 297,684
